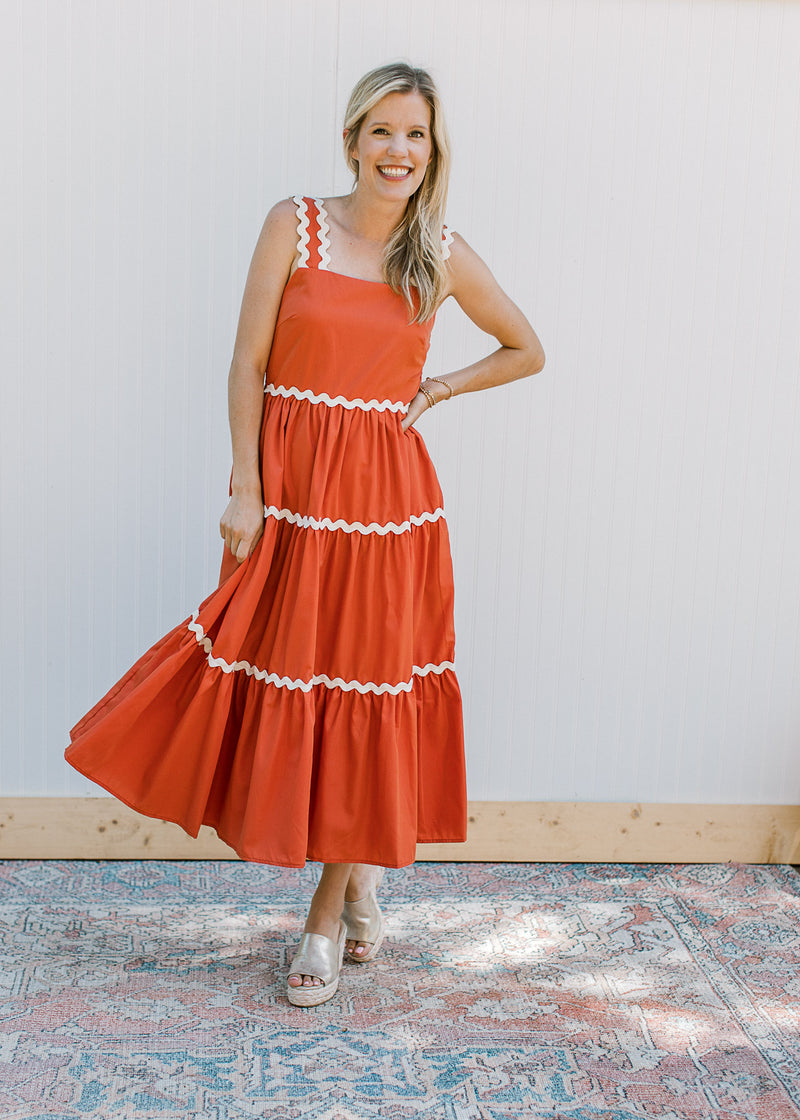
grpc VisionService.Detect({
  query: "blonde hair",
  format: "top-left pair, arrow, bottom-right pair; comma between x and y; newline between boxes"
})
343,62 -> 452,322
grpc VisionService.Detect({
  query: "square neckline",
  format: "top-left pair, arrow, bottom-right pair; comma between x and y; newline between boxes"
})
292,194 -> 452,289
312,197 -> 391,287
287,263 -> 393,292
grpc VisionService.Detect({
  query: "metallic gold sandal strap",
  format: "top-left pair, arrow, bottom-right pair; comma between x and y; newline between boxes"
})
342,893 -> 382,942
288,931 -> 339,985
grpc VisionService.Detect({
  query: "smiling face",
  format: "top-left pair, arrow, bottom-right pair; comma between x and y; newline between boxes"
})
349,90 -> 434,201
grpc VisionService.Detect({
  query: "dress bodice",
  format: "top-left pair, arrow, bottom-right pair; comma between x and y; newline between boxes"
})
264,196 -> 450,410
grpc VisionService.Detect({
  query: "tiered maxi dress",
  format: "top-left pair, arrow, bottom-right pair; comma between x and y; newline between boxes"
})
65,195 -> 468,869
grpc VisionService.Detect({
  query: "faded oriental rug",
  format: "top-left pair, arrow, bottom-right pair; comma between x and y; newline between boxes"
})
0,860 -> 799,1119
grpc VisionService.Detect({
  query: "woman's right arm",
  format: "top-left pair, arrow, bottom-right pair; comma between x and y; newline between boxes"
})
220,198 -> 298,564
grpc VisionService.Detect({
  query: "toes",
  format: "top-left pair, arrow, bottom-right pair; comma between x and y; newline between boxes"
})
289,973 -> 323,987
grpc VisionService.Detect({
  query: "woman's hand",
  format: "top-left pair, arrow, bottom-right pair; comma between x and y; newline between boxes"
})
402,378 -> 453,432
220,491 -> 265,563
401,390 -> 432,432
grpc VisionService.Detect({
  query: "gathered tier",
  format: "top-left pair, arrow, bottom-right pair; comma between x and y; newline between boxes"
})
66,391 -> 467,868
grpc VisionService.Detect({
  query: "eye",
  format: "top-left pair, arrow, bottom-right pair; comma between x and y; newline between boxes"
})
410,130 -> 425,138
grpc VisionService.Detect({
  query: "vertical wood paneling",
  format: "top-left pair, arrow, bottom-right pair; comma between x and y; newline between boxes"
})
3,0 -> 800,805
1,2 -> 29,794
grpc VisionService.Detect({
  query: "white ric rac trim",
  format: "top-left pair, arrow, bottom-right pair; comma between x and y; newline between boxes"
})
265,382 -> 408,414
442,225 -> 454,260
292,195 -> 311,268
263,505 -> 445,535
188,614 -> 454,695
314,197 -> 332,270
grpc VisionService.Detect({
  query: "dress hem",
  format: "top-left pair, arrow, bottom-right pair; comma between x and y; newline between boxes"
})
64,750 -> 467,870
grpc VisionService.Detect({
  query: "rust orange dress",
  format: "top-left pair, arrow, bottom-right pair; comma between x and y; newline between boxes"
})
65,195 -> 467,869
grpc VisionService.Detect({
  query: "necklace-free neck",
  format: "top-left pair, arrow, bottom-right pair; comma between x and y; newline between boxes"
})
335,190 -> 407,245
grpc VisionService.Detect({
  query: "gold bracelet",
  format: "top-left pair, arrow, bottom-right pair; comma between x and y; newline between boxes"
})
419,385 -> 436,410
425,377 -> 454,399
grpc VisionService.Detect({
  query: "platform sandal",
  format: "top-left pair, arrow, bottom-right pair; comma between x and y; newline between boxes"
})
286,919 -> 347,1007
341,868 -> 386,963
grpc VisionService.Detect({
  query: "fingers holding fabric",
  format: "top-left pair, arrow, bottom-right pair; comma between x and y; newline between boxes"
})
219,492 -> 264,562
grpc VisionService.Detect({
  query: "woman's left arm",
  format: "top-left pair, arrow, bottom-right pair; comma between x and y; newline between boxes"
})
402,231 -> 545,431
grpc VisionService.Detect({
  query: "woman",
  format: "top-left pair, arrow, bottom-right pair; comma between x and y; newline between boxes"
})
65,62 -> 544,1007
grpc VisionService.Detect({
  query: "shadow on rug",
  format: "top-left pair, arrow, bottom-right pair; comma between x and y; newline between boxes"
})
1,861 -> 799,1119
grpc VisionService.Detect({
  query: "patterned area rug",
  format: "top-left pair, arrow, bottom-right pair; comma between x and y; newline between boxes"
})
0,861 -> 799,1120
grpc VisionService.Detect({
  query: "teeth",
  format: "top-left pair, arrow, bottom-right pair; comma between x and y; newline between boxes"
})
380,167 -> 410,178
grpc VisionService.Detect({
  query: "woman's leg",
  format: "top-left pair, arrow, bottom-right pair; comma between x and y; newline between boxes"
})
344,863 -> 384,959
288,862 -> 352,989
288,862 -> 384,988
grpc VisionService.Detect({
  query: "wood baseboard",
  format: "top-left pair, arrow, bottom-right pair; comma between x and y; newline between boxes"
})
1,798 -> 798,863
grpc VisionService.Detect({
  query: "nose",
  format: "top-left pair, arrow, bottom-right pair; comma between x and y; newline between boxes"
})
386,131 -> 408,158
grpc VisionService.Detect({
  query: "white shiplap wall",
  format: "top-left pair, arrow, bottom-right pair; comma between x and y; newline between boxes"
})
3,0 -> 800,804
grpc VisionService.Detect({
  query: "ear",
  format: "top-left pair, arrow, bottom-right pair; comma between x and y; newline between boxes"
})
343,126 -> 358,161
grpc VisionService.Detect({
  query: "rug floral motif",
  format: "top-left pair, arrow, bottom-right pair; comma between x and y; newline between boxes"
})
0,861 -> 798,1119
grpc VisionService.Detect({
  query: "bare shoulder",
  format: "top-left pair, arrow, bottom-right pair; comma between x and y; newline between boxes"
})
259,196 -> 300,252
268,195 -> 301,226
320,193 -> 349,219
248,197 -> 301,287
444,230 -> 496,295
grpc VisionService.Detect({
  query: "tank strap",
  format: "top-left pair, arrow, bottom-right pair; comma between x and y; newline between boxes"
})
292,195 -> 331,271
294,195 -> 451,267
442,224 -> 454,260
